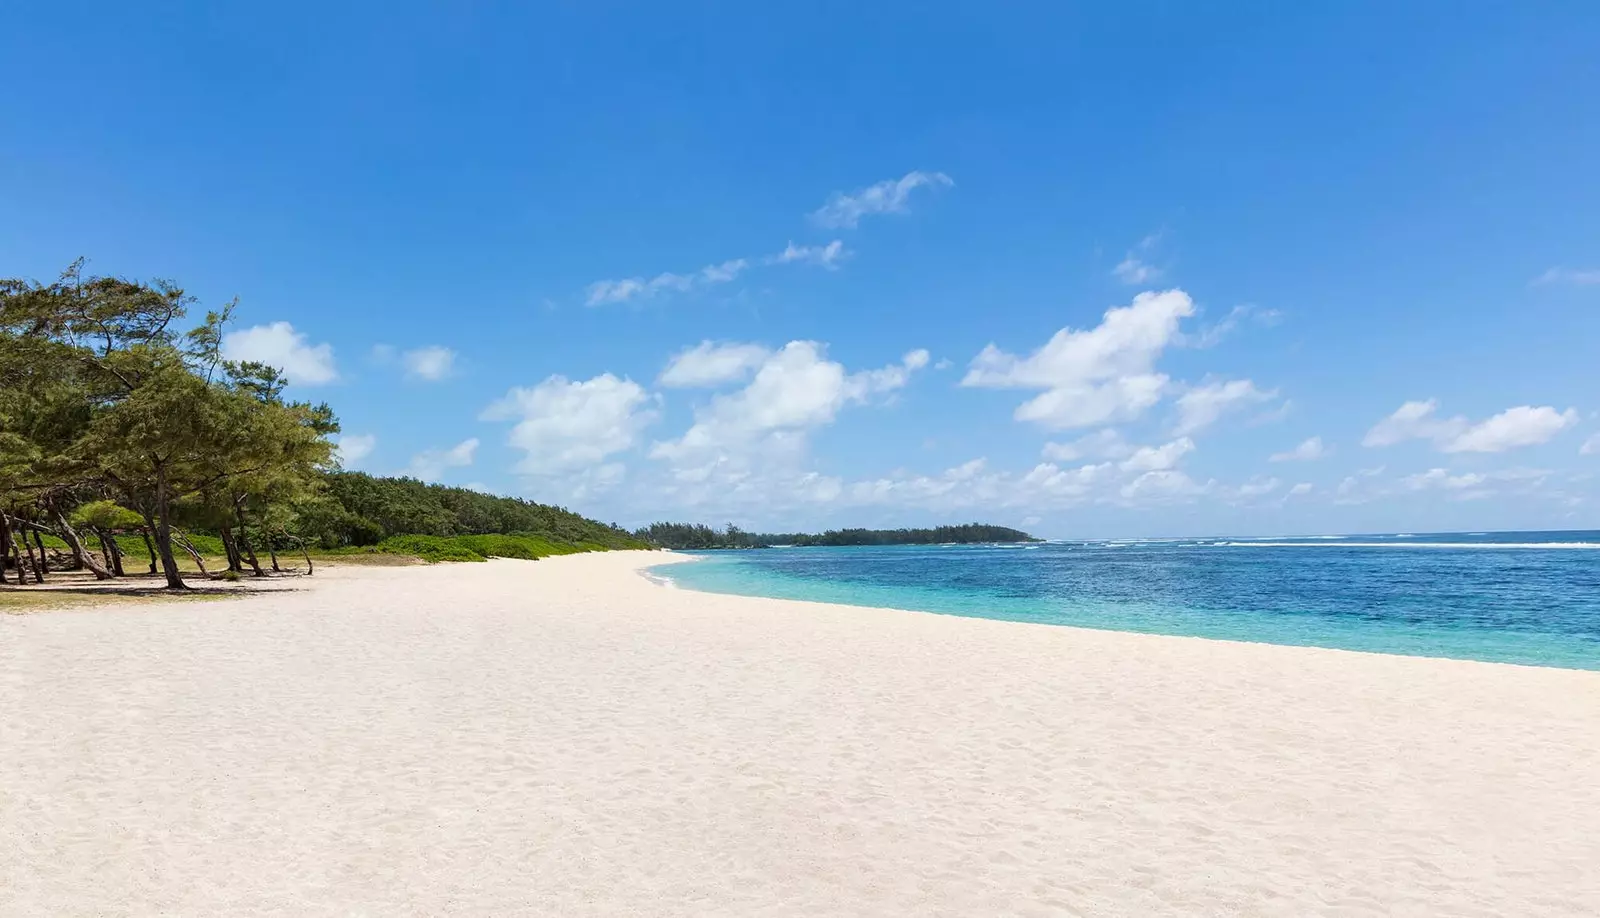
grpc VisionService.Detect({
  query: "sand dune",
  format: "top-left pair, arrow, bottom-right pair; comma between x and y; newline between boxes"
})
3,551 -> 1597,916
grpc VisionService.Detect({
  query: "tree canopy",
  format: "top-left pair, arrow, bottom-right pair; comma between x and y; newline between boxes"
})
634,522 -> 1039,550
1,261 -> 641,589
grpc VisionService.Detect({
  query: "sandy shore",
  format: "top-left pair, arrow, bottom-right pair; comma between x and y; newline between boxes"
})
3,551 -> 1597,916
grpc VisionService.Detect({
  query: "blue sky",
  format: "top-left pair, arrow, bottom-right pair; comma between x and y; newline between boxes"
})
4,2 -> 1598,537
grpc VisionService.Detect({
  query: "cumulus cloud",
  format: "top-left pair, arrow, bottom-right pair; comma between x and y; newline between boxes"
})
402,345 -> 457,381
1363,400 -> 1578,453
660,342 -> 773,388
333,433 -> 376,468
406,438 -> 479,482
1582,433 -> 1600,456
220,322 -> 338,385
962,290 -> 1194,430
810,170 -> 953,228
1531,266 -> 1600,286
1287,482 -> 1313,497
482,374 -> 657,475
1119,470 -> 1212,503
1041,429 -> 1133,462
652,342 -> 927,463
1120,437 -> 1195,473
1270,436 -> 1328,462
1173,378 -> 1276,435
1235,477 -> 1282,499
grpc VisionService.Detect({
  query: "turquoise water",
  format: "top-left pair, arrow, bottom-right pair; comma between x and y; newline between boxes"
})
653,532 -> 1600,670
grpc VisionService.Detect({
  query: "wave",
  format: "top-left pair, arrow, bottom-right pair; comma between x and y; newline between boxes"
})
1211,541 -> 1600,549
639,569 -> 679,588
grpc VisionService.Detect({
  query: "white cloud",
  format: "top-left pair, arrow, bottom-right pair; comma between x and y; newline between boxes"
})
810,170 -> 953,228
660,342 -> 773,388
1113,256 -> 1159,285
769,240 -> 848,269
1270,436 -> 1328,462
1531,266 -> 1600,286
1184,304 -> 1282,349
962,290 -> 1194,430
1119,437 -> 1195,473
1582,433 -> 1600,456
1403,468 -> 1486,491
1042,429 -> 1133,462
333,433 -> 376,468
1112,232 -> 1164,285
1173,378 -> 1276,435
652,342 -> 926,463
221,322 -> 338,385
586,242 -> 846,307
402,345 -> 457,381
1447,406 -> 1579,453
482,374 -> 657,475
1235,477 -> 1282,499
1287,482 -> 1313,498
1119,470 -> 1212,503
585,258 -> 749,306
406,438 -> 479,482
1364,399 -> 1578,453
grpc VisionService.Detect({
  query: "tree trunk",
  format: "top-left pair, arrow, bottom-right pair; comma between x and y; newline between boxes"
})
50,510 -> 113,580
234,504 -> 265,577
298,538 -> 314,576
105,529 -> 126,576
220,525 -> 242,572
0,513 -> 12,585
19,524 -> 44,583
141,528 -> 158,574
267,542 -> 281,573
173,531 -> 211,577
32,528 -> 49,574
153,468 -> 187,589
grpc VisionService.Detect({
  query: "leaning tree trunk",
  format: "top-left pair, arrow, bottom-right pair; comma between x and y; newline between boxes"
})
19,524 -> 44,583
219,526 -> 243,573
172,532 -> 211,577
32,528 -> 49,574
152,469 -> 187,590
96,527 -> 126,577
234,505 -> 265,577
140,528 -> 158,575
50,510 -> 113,581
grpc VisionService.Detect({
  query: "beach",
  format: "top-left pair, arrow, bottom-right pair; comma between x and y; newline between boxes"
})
3,551 -> 1597,916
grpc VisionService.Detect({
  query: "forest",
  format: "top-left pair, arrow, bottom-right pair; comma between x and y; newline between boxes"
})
0,262 -> 643,590
633,522 -> 1039,550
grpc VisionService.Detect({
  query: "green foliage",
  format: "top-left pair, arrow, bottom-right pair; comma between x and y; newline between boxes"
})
307,472 -> 649,550
324,532 -> 605,564
71,499 -> 145,531
636,521 -> 1040,550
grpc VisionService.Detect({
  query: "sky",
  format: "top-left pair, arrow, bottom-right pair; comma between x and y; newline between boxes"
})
4,2 -> 1598,538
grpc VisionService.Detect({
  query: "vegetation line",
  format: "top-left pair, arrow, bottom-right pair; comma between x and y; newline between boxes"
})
1,262 -> 645,591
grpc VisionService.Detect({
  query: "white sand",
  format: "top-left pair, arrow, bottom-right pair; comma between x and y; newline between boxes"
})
3,552 -> 1597,917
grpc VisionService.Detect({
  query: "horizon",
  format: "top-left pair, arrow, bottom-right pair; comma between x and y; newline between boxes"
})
5,3 -> 1598,540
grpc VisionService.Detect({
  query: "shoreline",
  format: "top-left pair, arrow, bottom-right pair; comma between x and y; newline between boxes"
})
643,550 -> 1600,674
3,550 -> 1597,915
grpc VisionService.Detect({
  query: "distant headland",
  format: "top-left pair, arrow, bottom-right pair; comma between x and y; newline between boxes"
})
633,522 -> 1040,550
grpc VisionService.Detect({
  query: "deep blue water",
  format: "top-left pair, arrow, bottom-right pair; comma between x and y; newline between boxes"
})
652,532 -> 1600,670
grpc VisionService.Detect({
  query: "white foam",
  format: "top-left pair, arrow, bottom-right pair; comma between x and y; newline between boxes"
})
1212,541 -> 1600,549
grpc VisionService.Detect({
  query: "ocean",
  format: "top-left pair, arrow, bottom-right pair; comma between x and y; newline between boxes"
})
652,531 -> 1600,671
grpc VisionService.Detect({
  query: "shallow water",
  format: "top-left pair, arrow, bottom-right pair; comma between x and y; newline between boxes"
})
656,531 -> 1600,670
